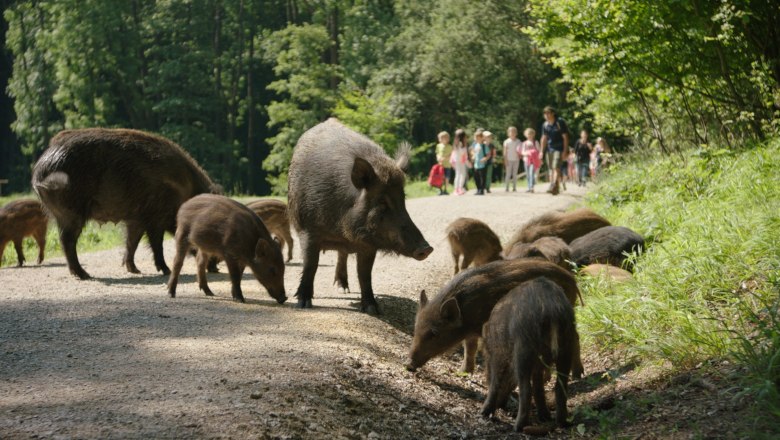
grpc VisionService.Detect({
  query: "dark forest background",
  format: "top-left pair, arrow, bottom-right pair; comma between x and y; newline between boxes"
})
0,0 -> 777,195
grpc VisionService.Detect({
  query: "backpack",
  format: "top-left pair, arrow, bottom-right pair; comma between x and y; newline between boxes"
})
428,164 -> 445,188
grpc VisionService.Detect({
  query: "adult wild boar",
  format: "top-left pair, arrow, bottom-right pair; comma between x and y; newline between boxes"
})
32,128 -> 218,279
481,277 -> 578,431
246,199 -> 294,262
446,217 -> 502,275
167,194 -> 287,304
406,259 -> 584,377
288,119 -> 433,315
0,199 -> 48,267
570,225 -> 644,271
505,207 -> 610,247
504,236 -> 572,269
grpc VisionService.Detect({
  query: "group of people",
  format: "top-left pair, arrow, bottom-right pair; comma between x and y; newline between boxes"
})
429,106 -> 610,196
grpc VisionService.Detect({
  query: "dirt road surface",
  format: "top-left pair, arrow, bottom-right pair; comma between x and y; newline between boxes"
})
2,185 -> 615,439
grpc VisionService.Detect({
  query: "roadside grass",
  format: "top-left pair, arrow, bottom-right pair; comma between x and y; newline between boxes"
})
579,138 -> 780,432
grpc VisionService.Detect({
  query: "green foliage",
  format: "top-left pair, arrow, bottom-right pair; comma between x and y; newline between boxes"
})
579,138 -> 780,377
332,87 -> 403,154
262,23 -> 338,195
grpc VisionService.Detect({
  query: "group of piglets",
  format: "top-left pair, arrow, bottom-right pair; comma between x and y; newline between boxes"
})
406,208 -> 644,432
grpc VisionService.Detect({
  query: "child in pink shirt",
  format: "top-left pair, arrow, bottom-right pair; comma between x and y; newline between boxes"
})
520,128 -> 542,193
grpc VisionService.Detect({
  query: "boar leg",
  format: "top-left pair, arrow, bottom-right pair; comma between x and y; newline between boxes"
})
13,239 -> 25,267
196,251 -> 215,297
34,224 -> 46,264
60,221 -> 89,279
224,257 -> 245,303
334,250 -> 350,294
295,234 -> 320,309
461,336 -> 479,373
282,226 -> 294,262
451,251 -> 460,275
167,234 -> 190,297
571,331 -> 584,379
554,345 -> 573,427
480,361 -> 501,418
533,365 -> 551,422
206,256 -> 220,273
123,221 -> 144,274
356,250 -> 379,315
514,359 -> 534,431
460,253 -> 474,273
147,226 -> 170,275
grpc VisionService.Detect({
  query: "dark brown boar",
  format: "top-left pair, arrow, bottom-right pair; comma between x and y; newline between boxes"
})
32,128 -> 219,279
505,207 -> 611,247
287,119 -> 433,315
0,199 -> 48,267
406,259 -> 583,378
481,277 -> 578,430
504,236 -> 572,269
570,226 -> 644,271
446,217 -> 502,275
167,194 -> 287,304
246,199 -> 294,262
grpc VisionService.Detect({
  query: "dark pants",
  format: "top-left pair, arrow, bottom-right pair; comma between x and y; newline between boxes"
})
475,168 -> 487,193
445,167 -> 454,185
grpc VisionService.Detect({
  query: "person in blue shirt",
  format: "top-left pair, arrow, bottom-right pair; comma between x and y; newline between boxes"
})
471,129 -> 488,195
539,106 -> 570,195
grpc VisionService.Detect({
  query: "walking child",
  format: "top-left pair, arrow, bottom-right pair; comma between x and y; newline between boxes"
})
520,128 -> 542,193
503,127 -> 521,192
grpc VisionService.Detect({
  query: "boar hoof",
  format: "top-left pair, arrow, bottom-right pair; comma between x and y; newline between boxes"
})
337,287 -> 350,295
296,298 -> 313,309
160,267 -> 171,276
232,294 -> 245,303
572,364 -> 584,380
72,268 -> 91,280
361,301 -> 381,316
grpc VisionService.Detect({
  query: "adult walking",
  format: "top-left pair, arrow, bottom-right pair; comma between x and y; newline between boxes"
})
539,106 -> 570,195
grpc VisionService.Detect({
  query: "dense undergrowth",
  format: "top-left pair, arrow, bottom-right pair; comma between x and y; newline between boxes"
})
580,138 -> 780,425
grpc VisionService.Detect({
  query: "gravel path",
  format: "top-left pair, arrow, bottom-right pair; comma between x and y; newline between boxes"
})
1,184 -> 589,439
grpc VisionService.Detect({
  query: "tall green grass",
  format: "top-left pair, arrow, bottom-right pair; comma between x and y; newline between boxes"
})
580,138 -> 780,420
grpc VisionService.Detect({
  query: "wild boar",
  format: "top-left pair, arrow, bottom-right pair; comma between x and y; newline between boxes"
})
32,128 -> 219,279
406,259 -> 583,378
481,277 -> 578,430
570,226 -> 644,271
504,236 -> 572,269
246,199 -> 294,262
288,119 -> 433,315
446,217 -> 502,275
0,199 -> 47,267
167,194 -> 287,304
579,263 -> 633,282
506,207 -> 611,247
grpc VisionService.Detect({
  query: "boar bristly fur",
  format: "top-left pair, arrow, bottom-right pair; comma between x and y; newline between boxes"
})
288,119 -> 432,315
0,199 -> 48,267
570,226 -> 645,272
32,128 -> 218,279
407,259 -> 583,378
504,236 -> 572,269
481,277 -> 578,430
505,208 -> 611,247
167,194 -> 286,304
445,217 -> 503,275
246,199 -> 294,262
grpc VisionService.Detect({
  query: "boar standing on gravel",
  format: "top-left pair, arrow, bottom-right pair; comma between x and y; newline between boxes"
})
481,277 -> 578,431
446,217 -> 502,275
287,119 -> 433,315
246,199 -> 294,262
505,207 -> 610,247
570,226 -> 644,271
504,236 -> 572,269
406,259 -> 584,377
167,194 -> 287,304
0,199 -> 48,267
32,128 -> 219,279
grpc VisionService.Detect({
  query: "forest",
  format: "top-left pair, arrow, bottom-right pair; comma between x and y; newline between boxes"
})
1,0 -> 775,195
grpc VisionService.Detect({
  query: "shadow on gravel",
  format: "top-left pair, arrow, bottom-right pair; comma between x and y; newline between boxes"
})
1,262 -> 66,270
568,360 -> 640,398
373,294 -> 419,336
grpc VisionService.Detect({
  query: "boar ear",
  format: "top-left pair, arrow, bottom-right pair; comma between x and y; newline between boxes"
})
440,298 -> 461,323
395,142 -> 412,172
419,290 -> 428,308
255,238 -> 272,258
351,157 -> 377,190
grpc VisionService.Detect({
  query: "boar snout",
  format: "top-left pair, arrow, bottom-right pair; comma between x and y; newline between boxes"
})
412,245 -> 433,261
274,293 -> 288,304
405,362 -> 418,372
